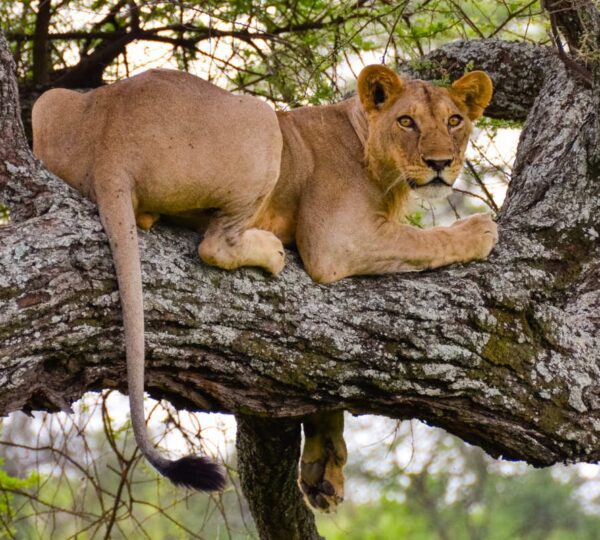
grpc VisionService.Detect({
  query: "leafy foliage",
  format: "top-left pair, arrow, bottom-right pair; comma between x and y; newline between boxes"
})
0,204 -> 8,225
3,406 -> 600,539
0,457 -> 38,538
3,1 -> 546,105
2,2 -> 594,538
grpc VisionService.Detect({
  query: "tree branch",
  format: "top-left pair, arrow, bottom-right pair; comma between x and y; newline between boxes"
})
543,0 -> 589,53
544,0 -> 594,87
6,6 -> 370,47
1,30 -> 600,475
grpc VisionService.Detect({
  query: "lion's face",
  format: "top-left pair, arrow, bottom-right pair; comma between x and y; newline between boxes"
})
357,66 -> 493,202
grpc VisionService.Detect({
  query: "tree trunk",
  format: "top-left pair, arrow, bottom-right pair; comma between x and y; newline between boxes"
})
32,0 -> 52,86
236,415 -> 322,540
1,27 -> 600,539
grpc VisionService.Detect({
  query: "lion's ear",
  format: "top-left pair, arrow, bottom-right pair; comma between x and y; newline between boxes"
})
449,71 -> 493,120
357,65 -> 404,114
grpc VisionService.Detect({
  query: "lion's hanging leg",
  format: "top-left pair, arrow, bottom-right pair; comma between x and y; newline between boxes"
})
300,410 -> 347,512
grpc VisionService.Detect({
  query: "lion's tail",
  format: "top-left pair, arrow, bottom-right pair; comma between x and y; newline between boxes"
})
95,177 -> 226,492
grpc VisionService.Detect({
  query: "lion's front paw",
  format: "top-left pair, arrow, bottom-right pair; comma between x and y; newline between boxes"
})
454,213 -> 498,261
300,439 -> 346,513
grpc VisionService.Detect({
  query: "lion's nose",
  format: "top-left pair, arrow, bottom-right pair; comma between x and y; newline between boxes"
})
424,159 -> 453,172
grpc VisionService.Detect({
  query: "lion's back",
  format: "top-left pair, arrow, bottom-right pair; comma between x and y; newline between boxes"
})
32,70 -> 283,210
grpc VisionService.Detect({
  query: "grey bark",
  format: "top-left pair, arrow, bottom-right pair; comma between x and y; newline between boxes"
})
1,30 -> 600,538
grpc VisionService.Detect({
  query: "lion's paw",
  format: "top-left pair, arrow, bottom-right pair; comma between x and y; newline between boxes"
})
453,213 -> 498,261
242,229 -> 285,275
299,439 -> 346,513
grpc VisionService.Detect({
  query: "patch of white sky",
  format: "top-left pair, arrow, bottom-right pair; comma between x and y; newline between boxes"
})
6,2 -> 597,507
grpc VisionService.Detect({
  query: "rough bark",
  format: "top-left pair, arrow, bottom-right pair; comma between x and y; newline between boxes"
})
236,415 -> 322,540
1,29 -> 600,539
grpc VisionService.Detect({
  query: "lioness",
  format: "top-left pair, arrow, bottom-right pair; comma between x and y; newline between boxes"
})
32,64 -> 496,511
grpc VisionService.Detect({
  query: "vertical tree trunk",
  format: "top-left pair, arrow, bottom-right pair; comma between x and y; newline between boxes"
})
236,415 -> 323,540
32,0 -> 52,86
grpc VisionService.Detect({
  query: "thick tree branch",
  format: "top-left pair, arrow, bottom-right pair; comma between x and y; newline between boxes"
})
1,29 -> 600,476
2,27 -> 600,540
2,1 -> 600,528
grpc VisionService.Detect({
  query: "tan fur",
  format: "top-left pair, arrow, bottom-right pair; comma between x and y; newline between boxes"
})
32,65 -> 496,510
300,410 -> 347,512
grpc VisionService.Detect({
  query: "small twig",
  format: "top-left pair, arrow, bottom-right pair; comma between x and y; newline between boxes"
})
487,0 -> 539,38
465,159 -> 500,213
454,187 -> 498,208
381,2 -> 409,63
447,196 -> 461,219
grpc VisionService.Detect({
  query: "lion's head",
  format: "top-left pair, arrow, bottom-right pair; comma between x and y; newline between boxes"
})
357,64 -> 493,210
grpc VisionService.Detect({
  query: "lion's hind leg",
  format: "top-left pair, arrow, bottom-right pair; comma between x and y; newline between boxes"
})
198,211 -> 285,275
300,410 -> 347,512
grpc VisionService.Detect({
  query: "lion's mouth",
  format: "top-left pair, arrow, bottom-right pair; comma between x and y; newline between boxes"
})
407,176 -> 453,190
427,176 -> 452,187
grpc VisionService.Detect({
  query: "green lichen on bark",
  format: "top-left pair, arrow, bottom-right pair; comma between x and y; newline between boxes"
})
481,308 -> 540,369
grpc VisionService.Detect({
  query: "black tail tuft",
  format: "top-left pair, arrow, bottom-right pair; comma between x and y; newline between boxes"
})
158,455 -> 226,491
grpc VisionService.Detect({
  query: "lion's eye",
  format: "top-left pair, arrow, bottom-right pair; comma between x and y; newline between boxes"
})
398,116 -> 415,128
448,115 -> 463,127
